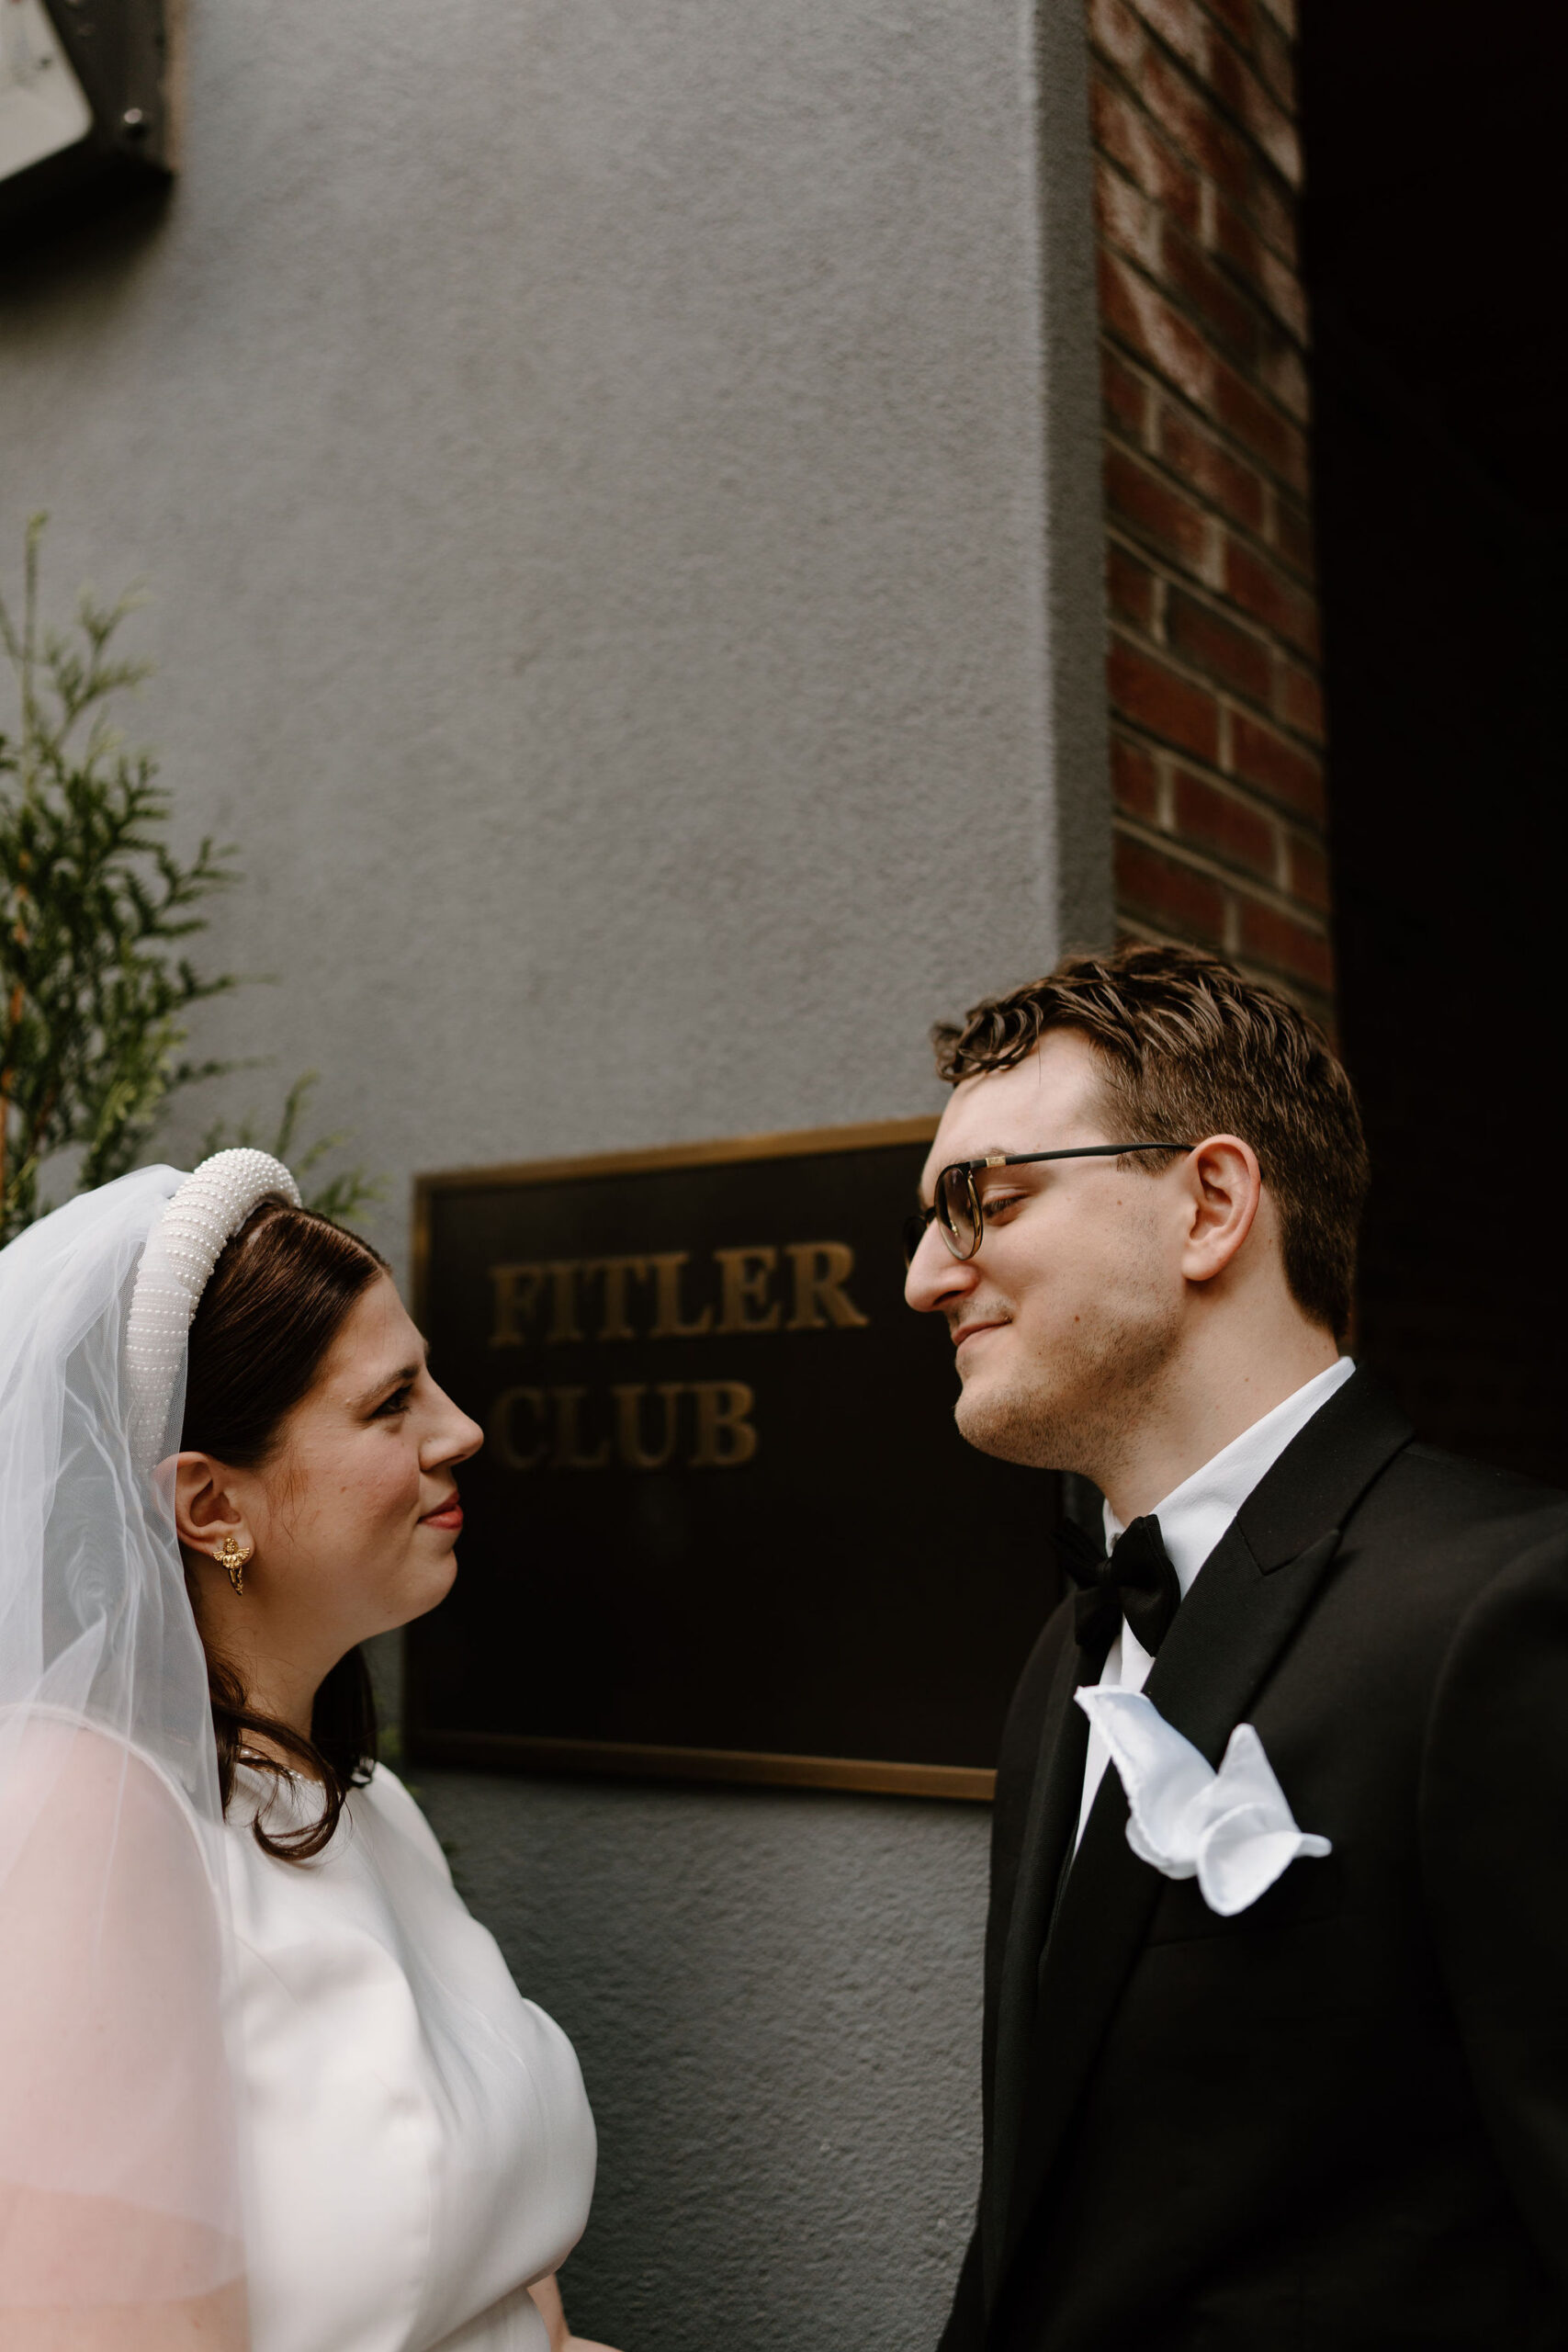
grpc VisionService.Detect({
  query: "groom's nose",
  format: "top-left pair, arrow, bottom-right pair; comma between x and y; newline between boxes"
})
905,1227 -> 981,1316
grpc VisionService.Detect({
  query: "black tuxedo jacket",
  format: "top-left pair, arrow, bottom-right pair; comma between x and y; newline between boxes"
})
941,1371 -> 1568,2351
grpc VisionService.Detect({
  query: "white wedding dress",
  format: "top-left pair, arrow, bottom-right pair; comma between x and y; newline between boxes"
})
0,1162 -> 597,2344
227,1761 -> 596,2352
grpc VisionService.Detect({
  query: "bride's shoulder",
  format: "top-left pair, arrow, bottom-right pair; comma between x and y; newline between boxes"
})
1,1711 -> 202,1853
353,1762 -> 455,1883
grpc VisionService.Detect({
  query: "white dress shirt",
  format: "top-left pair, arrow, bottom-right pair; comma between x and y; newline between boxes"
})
1074,1355 -> 1356,1849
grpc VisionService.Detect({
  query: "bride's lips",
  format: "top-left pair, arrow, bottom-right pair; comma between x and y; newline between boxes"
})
421,1493 -> 463,1533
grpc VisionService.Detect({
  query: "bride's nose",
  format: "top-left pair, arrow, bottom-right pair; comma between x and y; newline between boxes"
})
423,1386 -> 484,1468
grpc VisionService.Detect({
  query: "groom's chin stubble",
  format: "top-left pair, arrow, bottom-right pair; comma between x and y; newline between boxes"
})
953,1379 -> 1071,1471
953,1311 -> 1175,1475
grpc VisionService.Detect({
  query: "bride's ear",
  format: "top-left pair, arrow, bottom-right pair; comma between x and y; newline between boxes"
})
172,1452 -> 251,1560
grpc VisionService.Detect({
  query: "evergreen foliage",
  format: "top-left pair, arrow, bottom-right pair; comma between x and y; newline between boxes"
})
0,517 -> 378,1243
201,1071 -> 381,1228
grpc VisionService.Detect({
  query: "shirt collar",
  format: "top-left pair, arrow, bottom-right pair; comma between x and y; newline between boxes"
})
1103,1355 -> 1357,1600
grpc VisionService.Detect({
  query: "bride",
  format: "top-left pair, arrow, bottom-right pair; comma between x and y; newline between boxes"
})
0,1148 -> 615,2352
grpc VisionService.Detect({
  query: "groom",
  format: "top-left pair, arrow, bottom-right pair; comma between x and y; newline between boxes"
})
907,942 -> 1568,2350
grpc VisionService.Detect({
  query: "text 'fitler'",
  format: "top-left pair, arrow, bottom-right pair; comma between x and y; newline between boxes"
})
487,1243 -> 871,1346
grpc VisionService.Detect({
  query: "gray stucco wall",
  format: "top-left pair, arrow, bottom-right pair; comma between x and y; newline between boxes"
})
418,1770 -> 991,2347
3,3 -> 1105,2343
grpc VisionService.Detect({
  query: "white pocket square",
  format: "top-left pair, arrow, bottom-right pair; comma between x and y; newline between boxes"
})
1077,1687 -> 1331,1917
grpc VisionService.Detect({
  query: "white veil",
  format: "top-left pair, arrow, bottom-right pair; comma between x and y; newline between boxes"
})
0,1162 -> 282,2343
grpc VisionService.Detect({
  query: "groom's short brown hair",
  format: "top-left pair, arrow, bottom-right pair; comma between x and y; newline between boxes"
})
932,942 -> 1369,1342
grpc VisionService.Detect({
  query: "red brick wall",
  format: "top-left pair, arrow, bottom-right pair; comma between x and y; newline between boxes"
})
1088,0 -> 1331,1020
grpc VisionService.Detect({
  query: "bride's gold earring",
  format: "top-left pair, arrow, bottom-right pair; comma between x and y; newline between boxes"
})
215,1532 -> 253,1596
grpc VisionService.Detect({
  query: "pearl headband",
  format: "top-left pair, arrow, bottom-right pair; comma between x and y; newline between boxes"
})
125,1148 -> 302,1477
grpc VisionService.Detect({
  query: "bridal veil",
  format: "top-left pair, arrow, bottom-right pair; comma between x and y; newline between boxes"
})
0,1159 -> 292,2341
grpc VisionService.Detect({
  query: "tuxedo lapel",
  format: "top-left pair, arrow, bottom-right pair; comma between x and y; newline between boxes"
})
981,1621 -> 1106,2303
988,1370 -> 1415,2315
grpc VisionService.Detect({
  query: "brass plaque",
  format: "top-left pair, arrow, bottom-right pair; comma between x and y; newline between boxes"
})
407,1120 -> 1059,1799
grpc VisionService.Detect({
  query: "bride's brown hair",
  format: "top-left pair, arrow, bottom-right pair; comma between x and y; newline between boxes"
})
180,1199 -> 389,1861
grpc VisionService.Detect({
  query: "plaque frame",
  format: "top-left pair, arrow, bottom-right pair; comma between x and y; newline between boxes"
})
408,1115 -> 1016,1803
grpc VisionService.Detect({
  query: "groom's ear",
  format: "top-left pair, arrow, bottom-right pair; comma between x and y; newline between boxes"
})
171,1451 -> 249,1555
1179,1135 -> 1263,1288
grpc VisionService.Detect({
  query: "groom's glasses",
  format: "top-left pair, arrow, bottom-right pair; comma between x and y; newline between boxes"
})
902,1143 -> 1191,1268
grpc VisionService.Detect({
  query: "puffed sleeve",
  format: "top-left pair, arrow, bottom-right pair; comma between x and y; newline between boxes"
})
0,1714 -> 248,2344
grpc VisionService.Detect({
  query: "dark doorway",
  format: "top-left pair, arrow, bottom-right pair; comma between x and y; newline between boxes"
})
1300,1 -> 1568,1485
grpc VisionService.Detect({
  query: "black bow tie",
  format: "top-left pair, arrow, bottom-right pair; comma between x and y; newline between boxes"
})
1055,1512 -> 1182,1657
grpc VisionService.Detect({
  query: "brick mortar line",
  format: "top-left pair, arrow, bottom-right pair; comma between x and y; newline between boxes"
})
1104,505 -> 1319,654
1104,329 -> 1316,503
1099,242 -> 1310,440
1100,346 -> 1316,556
1090,37 -> 1301,212
1102,534 -> 1324,748
1107,691 -> 1327,838
1114,897 -> 1332,967
1105,608 -> 1325,775
1190,0 -> 1293,80
1130,0 -> 1298,140
1109,633 -> 1326,777
1101,429 -> 1320,609
1098,318 -> 1308,500
1110,731 -> 1325,851
1094,148 -> 1307,353
1109,667 -> 1325,771
1089,52 -> 1302,269
1111,811 -> 1329,926
1104,588 -> 1325,724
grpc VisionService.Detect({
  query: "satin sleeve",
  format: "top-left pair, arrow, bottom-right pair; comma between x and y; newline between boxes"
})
0,1714 -> 247,2343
